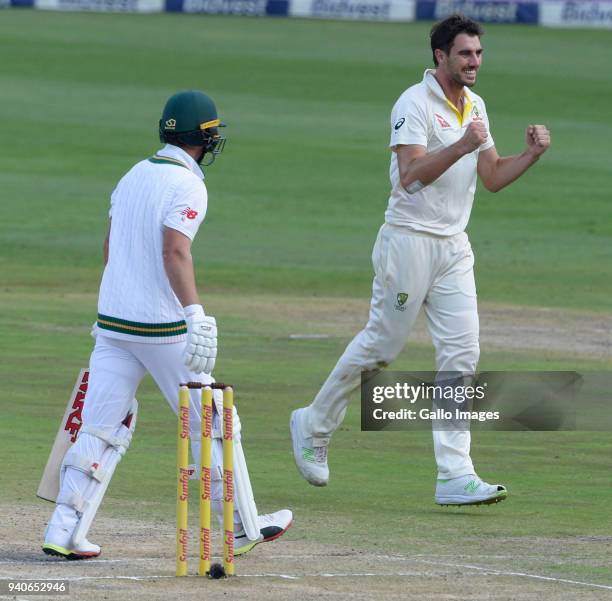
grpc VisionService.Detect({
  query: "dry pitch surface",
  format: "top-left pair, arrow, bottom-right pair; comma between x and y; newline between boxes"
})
2,504 -> 612,601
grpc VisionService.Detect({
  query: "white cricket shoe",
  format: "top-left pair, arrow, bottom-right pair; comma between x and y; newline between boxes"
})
42,523 -> 101,560
290,408 -> 329,486
435,474 -> 508,506
234,509 -> 293,556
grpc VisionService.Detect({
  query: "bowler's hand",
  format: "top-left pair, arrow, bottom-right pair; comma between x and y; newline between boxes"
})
458,121 -> 488,154
526,124 -> 551,157
183,305 -> 217,374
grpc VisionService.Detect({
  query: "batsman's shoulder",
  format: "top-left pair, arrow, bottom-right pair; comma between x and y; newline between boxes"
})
174,171 -> 208,208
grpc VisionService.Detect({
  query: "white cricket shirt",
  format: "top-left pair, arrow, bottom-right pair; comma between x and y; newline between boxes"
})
96,145 -> 207,343
386,69 -> 494,235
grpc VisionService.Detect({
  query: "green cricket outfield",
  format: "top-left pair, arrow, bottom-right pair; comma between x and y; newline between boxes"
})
0,10 -> 610,600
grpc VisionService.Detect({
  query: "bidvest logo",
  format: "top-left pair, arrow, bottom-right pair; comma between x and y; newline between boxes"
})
312,0 -> 391,19
434,0 -> 518,22
561,2 -> 612,25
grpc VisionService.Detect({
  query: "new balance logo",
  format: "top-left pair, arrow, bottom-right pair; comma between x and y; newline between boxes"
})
302,448 -> 315,463
464,480 -> 481,493
181,208 -> 198,220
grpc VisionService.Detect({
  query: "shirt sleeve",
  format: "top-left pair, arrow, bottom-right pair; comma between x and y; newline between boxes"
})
478,98 -> 495,152
163,178 -> 208,240
389,92 -> 429,148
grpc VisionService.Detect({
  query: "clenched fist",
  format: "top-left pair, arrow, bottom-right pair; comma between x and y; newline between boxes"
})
459,121 -> 488,154
526,124 -> 551,157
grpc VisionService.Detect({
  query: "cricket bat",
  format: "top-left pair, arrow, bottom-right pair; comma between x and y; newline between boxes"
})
37,369 -> 90,503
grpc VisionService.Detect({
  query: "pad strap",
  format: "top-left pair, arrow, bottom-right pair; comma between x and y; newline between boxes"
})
80,425 -> 132,455
63,453 -> 108,483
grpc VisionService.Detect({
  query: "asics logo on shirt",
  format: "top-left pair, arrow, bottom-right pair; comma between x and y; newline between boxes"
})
394,117 -> 405,130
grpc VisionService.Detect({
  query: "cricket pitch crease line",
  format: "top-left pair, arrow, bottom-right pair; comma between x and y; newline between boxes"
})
1,570 -> 610,590
0,553 -> 559,565
413,559 -> 612,591
2,555 -> 610,590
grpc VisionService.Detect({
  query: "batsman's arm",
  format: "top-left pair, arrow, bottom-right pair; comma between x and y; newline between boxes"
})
164,226 -> 216,374
162,226 -> 201,308
477,124 -> 551,193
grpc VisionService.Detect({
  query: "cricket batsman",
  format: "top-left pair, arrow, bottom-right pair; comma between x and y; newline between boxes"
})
291,15 -> 551,505
42,90 -> 292,559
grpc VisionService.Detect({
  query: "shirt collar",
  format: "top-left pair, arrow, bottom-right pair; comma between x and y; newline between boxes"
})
423,69 -> 474,125
423,68 -> 473,103
157,144 -> 205,180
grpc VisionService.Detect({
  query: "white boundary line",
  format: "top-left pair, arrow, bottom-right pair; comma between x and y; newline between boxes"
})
1,554 -> 610,590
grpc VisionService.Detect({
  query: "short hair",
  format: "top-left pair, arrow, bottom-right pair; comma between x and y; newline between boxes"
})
162,133 -> 201,149
430,14 -> 484,66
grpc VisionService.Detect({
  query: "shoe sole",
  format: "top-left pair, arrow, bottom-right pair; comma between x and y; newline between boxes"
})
42,544 -> 100,560
234,519 -> 294,557
234,538 -> 261,557
290,411 -> 328,487
262,519 -> 293,543
436,491 -> 508,507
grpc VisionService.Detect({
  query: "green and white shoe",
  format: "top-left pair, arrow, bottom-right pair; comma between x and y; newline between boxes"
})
435,474 -> 507,506
290,408 -> 329,487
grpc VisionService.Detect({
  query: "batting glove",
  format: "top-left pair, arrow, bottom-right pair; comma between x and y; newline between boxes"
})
183,304 -> 217,375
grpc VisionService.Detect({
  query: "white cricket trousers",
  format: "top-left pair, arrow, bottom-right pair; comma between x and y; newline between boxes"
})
50,334 -> 236,531
308,224 -> 480,479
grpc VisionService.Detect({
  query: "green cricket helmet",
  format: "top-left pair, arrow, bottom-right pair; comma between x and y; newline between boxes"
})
158,90 -> 226,165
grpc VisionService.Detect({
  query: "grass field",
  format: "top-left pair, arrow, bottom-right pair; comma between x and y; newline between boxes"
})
0,9 -> 611,600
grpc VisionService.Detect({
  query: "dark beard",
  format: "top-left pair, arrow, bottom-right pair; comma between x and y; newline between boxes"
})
453,71 -> 476,88
195,148 -> 206,165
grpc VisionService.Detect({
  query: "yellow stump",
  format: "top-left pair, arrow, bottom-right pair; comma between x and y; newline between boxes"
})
198,387 -> 213,576
176,386 -> 190,577
222,387 -> 235,576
